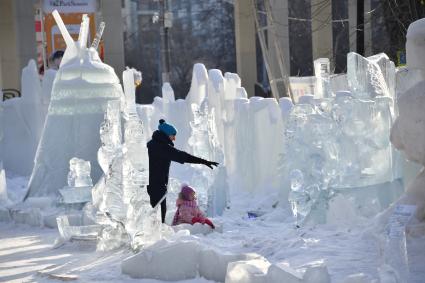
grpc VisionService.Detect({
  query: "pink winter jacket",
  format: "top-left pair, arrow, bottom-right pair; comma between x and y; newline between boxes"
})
172,199 -> 205,225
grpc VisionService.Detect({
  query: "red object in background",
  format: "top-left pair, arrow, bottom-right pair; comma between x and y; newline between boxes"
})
35,20 -> 41,32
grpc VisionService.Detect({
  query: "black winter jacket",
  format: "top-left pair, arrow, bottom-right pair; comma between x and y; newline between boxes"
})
147,130 -> 206,196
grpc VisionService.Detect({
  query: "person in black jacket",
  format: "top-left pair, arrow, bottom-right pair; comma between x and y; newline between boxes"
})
147,119 -> 219,223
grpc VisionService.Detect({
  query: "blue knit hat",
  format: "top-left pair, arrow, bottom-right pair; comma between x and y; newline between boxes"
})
158,119 -> 177,136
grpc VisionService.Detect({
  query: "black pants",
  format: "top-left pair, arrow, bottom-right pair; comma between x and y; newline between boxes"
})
148,185 -> 167,223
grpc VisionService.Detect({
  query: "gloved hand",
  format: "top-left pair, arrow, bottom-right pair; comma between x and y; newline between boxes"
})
204,218 -> 215,229
203,160 -> 219,169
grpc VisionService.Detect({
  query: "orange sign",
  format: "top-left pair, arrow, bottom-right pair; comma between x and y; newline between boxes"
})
44,12 -> 98,59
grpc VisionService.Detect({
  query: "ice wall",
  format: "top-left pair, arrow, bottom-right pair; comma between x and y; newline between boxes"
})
0,60 -> 44,176
26,12 -> 122,198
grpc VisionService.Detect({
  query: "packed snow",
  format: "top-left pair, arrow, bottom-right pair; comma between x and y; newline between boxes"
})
1,12 -> 425,283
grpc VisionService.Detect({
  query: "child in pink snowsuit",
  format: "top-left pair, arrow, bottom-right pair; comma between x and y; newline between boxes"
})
172,184 -> 215,229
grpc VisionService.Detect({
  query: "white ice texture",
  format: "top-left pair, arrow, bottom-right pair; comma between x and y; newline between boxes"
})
0,60 -> 44,176
406,18 -> 425,71
0,162 -> 10,207
56,214 -> 101,241
92,67 -> 154,251
142,67 -> 231,217
284,53 -> 397,225
347,52 -> 396,99
67,158 -> 93,187
26,11 -> 122,198
122,239 -> 202,280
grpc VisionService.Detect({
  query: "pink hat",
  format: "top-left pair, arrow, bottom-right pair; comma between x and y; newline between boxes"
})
181,184 -> 195,200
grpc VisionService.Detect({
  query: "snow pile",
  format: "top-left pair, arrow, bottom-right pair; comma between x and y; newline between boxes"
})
122,238 -> 202,280
122,236 -> 333,283
26,12 -> 122,199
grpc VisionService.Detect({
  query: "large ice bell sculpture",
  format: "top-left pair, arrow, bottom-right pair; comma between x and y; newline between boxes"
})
26,11 -> 122,199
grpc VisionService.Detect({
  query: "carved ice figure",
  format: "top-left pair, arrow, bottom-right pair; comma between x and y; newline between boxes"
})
283,87 -> 396,225
94,68 -> 155,251
67,158 -> 93,187
314,58 -> 331,98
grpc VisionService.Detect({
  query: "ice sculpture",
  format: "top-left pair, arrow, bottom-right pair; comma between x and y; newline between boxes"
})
91,22 -> 105,50
0,162 -> 9,207
224,72 -> 241,100
380,204 -> 416,282
188,100 -> 227,215
284,91 -> 395,225
390,81 -> 425,217
21,60 -> 44,141
251,98 -> 284,190
186,63 -> 209,106
377,21 -> 425,280
92,100 -> 127,250
93,68 -> 155,251
26,11 -> 122,199
406,18 -> 425,70
56,214 -> 101,241
59,158 -> 93,204
314,58 -> 331,98
279,97 -> 293,117
41,68 -> 57,119
122,68 -> 151,243
229,98 -> 255,191
67,158 -> 93,187
207,69 -> 226,147
347,52 -> 395,99
162,82 -> 175,103
223,95 -> 285,194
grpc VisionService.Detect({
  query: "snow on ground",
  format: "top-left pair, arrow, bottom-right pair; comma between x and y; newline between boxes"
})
4,171 -> 28,204
1,174 -> 424,283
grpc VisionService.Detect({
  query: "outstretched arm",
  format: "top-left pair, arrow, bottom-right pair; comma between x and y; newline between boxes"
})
160,143 -> 219,169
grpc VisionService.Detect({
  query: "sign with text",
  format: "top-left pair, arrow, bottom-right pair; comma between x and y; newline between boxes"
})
43,0 -> 96,13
